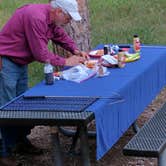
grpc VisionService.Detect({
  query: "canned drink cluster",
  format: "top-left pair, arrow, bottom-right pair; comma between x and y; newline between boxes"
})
103,44 -> 120,56
111,45 -> 119,54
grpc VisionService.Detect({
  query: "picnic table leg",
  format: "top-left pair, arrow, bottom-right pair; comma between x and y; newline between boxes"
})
158,148 -> 166,166
79,125 -> 91,166
132,121 -> 140,133
51,132 -> 63,166
69,127 -> 80,155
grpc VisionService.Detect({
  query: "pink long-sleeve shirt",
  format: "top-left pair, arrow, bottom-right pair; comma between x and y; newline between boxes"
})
0,4 -> 78,66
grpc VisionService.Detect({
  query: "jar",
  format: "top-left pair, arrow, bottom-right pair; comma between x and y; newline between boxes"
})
118,49 -> 126,68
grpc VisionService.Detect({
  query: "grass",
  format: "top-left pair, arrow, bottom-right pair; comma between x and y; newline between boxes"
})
89,0 -> 166,46
1,0 -> 166,86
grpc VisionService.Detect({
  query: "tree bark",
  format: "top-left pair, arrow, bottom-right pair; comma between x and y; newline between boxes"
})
65,0 -> 91,51
53,0 -> 91,57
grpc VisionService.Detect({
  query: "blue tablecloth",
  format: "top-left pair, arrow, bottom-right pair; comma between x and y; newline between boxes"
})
24,45 -> 166,160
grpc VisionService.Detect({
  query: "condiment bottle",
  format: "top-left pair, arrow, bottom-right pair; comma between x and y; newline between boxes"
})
133,34 -> 141,53
44,62 -> 54,85
97,59 -> 104,76
118,49 -> 126,68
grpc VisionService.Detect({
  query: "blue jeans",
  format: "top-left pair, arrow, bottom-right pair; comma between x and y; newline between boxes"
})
0,56 -> 32,156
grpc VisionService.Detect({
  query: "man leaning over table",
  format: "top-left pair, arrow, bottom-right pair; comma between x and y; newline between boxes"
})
0,0 -> 88,164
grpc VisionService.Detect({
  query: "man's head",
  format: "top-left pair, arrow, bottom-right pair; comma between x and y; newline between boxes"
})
50,0 -> 81,25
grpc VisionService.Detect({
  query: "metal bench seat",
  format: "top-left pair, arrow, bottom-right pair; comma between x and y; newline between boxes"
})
0,96 -> 98,166
123,103 -> 166,166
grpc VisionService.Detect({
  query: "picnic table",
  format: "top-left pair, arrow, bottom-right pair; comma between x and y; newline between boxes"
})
1,44 -> 166,166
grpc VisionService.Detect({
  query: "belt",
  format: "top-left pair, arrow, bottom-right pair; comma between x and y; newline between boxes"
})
0,56 -> 2,70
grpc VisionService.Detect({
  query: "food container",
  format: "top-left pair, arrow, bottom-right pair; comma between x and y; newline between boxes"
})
85,60 -> 98,68
89,49 -> 103,58
118,49 -> 126,68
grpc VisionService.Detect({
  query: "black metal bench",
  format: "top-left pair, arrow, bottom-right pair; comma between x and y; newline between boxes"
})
0,95 -> 98,166
123,103 -> 166,166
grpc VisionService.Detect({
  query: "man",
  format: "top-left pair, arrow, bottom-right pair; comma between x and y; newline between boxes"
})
0,0 -> 88,164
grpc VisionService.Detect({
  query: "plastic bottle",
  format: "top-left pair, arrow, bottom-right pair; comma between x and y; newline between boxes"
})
133,34 -> 141,53
44,62 -> 54,85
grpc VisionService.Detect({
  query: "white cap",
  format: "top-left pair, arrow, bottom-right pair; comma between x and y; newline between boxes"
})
50,0 -> 82,21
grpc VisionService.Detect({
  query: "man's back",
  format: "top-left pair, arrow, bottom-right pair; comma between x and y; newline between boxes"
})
0,4 -> 51,64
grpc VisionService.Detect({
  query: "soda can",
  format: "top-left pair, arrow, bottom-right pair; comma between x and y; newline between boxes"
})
103,45 -> 110,55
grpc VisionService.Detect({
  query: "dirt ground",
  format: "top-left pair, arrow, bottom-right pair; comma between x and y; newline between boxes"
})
16,87 -> 166,166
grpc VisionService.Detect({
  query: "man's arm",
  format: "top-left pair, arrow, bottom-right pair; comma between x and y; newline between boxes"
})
24,17 -> 66,66
51,26 -> 78,54
52,26 -> 89,59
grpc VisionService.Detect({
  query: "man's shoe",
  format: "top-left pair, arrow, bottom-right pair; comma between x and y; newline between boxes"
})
0,156 -> 17,166
13,142 -> 43,155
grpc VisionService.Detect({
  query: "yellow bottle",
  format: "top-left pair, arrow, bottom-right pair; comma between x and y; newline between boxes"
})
133,34 -> 141,53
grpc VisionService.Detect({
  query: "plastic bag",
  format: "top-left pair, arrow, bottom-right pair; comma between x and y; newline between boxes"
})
61,64 -> 97,83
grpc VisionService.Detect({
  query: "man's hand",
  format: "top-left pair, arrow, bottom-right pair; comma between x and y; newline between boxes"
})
65,55 -> 86,66
74,50 -> 89,60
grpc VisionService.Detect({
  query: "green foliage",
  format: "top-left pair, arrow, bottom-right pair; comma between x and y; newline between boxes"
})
0,0 -> 47,26
1,0 -> 166,86
28,62 -> 44,87
89,0 -> 166,47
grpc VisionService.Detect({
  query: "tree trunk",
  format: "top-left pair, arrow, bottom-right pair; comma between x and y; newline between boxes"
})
53,0 -> 91,57
66,0 -> 91,51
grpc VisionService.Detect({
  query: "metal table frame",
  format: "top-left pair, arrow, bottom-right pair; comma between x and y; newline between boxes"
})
0,108 -> 95,166
0,94 -> 140,166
